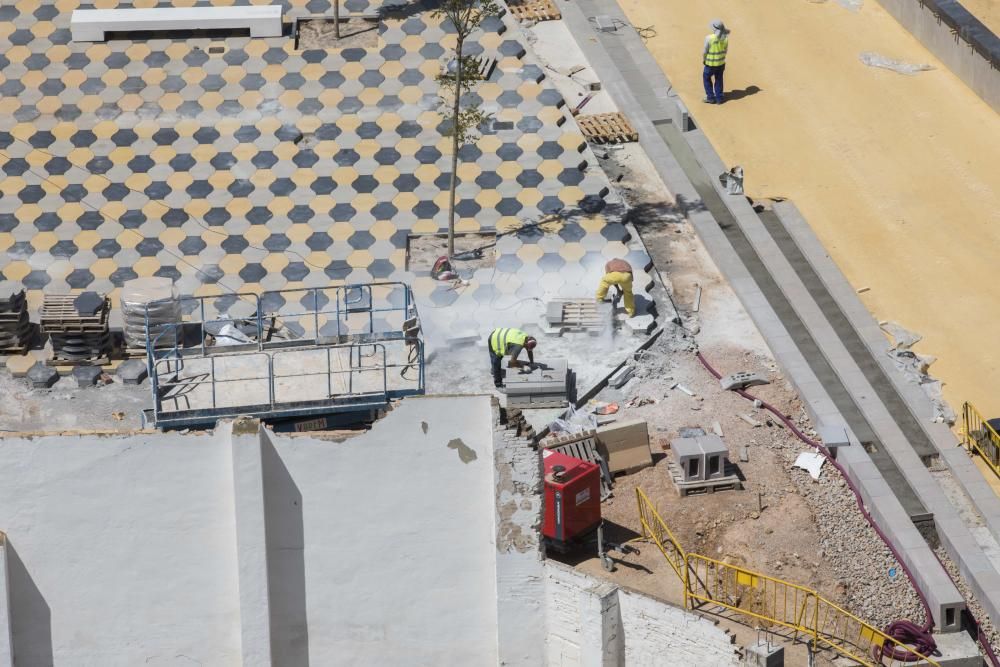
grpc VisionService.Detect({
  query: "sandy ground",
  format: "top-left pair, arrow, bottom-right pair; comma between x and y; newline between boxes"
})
961,0 -> 1000,35
617,0 -> 1000,430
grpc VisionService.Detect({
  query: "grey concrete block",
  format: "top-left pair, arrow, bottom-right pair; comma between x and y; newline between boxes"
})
117,358 -> 149,385
608,365 -> 634,389
73,365 -> 103,388
27,362 -> 59,389
746,640 -> 783,667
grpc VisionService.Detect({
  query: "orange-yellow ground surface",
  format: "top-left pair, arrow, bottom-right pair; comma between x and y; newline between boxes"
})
961,0 -> 1000,35
620,0 -> 1000,436
621,0 -> 1000,416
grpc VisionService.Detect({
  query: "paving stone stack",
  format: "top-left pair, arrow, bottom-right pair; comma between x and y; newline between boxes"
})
40,292 -> 113,363
0,288 -> 33,353
120,277 -> 181,353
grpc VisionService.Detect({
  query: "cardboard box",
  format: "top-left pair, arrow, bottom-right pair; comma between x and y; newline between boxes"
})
596,420 -> 652,474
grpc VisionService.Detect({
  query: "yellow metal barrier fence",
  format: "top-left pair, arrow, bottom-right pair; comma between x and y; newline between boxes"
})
962,401 -> 1000,479
635,488 -> 940,667
635,488 -> 686,580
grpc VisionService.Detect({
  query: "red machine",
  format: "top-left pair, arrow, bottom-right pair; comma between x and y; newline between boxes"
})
542,449 -> 602,549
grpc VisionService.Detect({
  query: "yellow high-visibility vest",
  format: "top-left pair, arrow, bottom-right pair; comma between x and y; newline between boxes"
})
705,34 -> 728,67
490,328 -> 528,356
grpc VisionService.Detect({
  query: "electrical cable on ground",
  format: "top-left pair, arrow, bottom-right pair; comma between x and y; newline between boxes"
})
695,350 -> 939,663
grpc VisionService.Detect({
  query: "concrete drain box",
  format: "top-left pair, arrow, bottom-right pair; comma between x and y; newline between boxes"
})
504,358 -> 568,408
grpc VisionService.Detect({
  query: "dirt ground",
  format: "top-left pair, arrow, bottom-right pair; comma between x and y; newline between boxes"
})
617,0 -> 1000,436
297,17 -> 378,50
547,128 -> 928,658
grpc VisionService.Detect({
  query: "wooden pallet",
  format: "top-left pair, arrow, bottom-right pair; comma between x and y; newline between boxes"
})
40,294 -> 110,333
547,437 -> 613,500
668,461 -> 743,497
546,299 -> 608,332
576,112 -> 639,144
507,0 -> 561,22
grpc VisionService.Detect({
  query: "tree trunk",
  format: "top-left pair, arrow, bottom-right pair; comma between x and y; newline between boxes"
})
334,0 -> 341,39
447,40 -> 463,259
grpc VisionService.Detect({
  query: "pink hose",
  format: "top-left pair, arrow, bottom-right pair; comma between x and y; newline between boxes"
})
695,352 -> 937,661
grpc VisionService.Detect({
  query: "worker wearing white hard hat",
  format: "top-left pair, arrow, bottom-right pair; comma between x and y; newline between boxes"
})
703,19 -> 730,104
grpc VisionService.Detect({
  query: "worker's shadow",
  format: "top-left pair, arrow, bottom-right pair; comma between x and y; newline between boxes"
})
724,85 -> 762,102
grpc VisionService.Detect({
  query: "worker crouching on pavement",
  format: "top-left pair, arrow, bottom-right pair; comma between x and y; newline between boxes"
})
703,19 -> 730,104
596,258 -> 635,317
488,327 -> 537,389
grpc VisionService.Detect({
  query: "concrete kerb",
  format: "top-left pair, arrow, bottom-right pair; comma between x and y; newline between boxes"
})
560,0 -> 970,632
685,104 -> 978,633
774,200 -> 1000,546
872,0 -> 1000,114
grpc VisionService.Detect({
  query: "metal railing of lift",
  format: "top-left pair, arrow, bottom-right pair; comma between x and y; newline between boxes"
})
962,401 -> 1000,480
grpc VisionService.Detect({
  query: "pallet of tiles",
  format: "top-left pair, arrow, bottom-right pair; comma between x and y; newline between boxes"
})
0,289 -> 33,354
576,112 -> 639,144
507,0 -> 561,22
41,293 -> 114,364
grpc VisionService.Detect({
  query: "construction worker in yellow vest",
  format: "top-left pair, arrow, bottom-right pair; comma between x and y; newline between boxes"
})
488,327 -> 537,388
703,19 -> 730,104
596,258 -> 635,317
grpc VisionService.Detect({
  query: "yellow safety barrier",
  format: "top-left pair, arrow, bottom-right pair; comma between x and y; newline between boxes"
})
962,401 -> 1000,480
635,488 -> 940,667
635,488 -> 686,581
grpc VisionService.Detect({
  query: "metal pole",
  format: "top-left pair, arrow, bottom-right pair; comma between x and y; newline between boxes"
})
313,288 -> 319,344
200,299 -> 207,356
210,356 -> 217,409
268,354 -> 275,409
326,348 -> 332,398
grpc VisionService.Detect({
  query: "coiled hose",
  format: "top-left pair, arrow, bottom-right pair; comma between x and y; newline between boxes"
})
695,352 -> 938,662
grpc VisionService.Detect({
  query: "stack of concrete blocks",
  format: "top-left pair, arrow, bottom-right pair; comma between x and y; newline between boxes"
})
669,434 -> 741,496
120,277 -> 182,354
40,292 -> 114,363
0,288 -> 32,353
504,358 -> 568,408
595,419 -> 652,474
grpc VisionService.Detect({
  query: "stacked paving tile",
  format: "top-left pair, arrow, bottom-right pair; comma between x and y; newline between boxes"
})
120,277 -> 182,352
0,288 -> 33,353
0,0 -> 655,336
40,292 -> 113,363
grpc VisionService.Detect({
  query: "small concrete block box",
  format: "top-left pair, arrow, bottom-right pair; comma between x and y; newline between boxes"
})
670,434 -> 729,482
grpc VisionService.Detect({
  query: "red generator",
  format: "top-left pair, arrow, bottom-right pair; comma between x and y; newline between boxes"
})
542,449 -> 602,550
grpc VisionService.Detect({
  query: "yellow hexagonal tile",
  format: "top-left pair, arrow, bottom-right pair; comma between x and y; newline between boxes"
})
516,244 -> 544,263
261,253 -> 289,273
286,224 -> 312,244
370,220 -> 396,239
347,250 -> 373,268
133,256 -> 161,277
91,258 -> 117,279
74,230 -> 101,251
330,222 -> 354,242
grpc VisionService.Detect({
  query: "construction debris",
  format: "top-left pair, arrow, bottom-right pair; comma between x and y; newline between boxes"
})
719,371 -> 770,391
576,112 -> 639,144
608,364 -> 635,389
740,414 -> 763,427
793,452 -> 826,480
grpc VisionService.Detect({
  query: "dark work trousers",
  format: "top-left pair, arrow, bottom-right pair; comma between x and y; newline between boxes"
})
488,339 -> 503,386
703,64 -> 725,103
